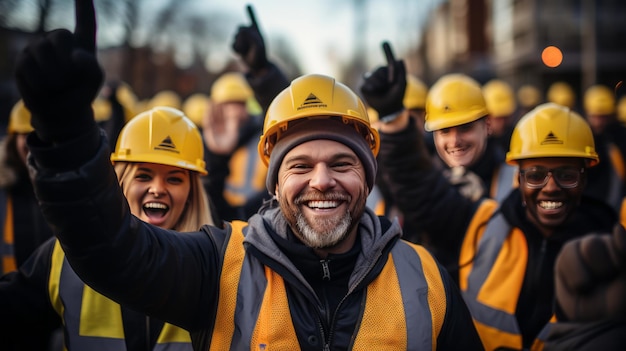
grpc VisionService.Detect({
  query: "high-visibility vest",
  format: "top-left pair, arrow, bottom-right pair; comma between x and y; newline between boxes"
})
489,163 -> 518,203
606,143 -> 626,211
49,240 -> 192,351
0,192 -> 17,274
224,137 -> 267,207
209,221 -> 447,350
458,200 -> 553,351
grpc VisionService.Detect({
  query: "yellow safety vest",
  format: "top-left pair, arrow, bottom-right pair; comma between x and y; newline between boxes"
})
49,240 -> 192,351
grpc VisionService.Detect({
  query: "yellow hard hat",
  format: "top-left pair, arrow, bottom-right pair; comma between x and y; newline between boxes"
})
8,99 -> 34,134
424,73 -> 488,132
92,97 -> 112,122
517,84 -> 542,109
210,72 -> 253,105
367,107 -> 379,123
182,93 -> 209,127
111,106 -> 207,175
506,103 -> 598,167
403,74 -> 428,110
547,81 -> 575,108
258,74 -> 379,167
115,82 -> 138,122
618,96 -> 626,123
482,79 -> 516,118
148,90 -> 182,110
583,85 -> 616,115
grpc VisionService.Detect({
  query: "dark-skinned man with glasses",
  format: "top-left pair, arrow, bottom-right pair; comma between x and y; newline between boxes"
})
363,58 -> 622,351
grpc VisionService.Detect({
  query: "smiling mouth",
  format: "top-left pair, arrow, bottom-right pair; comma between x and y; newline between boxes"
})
539,201 -> 563,210
144,202 -> 169,217
448,146 -> 469,155
306,200 -> 340,209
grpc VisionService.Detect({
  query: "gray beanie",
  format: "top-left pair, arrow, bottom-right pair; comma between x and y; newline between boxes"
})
266,119 -> 377,195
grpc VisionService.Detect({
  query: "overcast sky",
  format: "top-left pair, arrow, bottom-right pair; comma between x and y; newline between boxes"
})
196,0 -> 442,76
5,0 -> 442,77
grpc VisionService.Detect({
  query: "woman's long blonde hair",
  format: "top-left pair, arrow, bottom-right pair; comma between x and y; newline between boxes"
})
114,162 -> 215,231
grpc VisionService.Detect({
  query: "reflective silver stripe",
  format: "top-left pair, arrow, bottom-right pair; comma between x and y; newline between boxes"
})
462,212 -> 521,335
366,185 -> 384,212
0,191 -> 14,274
59,257 -> 126,350
492,163 -> 517,203
154,343 -> 193,351
229,253 -> 267,349
0,243 -> 12,256
606,166 -> 622,212
392,242 -> 434,351
535,321 -> 552,342
0,241 -> 13,262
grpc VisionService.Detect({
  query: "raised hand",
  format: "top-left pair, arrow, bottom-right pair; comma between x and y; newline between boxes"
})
555,225 -> 626,321
231,5 -> 268,72
360,41 -> 407,119
15,0 -> 104,143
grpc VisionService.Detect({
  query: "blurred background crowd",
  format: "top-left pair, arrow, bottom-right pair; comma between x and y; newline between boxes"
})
0,0 -> 625,133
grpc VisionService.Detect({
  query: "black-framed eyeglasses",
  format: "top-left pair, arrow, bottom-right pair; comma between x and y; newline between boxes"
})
519,166 -> 585,189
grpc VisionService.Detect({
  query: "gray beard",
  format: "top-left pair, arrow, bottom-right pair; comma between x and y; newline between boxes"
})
295,211 -> 352,249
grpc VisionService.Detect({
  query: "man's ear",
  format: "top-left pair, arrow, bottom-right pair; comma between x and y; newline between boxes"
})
484,115 -> 493,135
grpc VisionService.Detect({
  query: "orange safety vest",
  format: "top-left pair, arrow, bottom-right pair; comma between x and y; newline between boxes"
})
458,199 -> 553,351
224,138 -> 267,207
1,193 -> 17,274
210,221 -> 447,350
489,163 -> 519,203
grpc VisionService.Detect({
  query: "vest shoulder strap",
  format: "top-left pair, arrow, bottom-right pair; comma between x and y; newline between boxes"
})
210,220 -> 247,350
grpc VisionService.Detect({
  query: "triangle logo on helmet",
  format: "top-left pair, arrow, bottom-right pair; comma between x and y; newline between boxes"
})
540,131 -> 564,145
154,136 -> 180,153
298,94 -> 327,110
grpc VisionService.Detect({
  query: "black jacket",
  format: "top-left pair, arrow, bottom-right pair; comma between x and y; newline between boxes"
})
25,127 -> 484,350
377,118 -> 618,348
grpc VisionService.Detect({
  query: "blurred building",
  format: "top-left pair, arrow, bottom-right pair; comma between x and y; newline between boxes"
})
420,0 -> 626,109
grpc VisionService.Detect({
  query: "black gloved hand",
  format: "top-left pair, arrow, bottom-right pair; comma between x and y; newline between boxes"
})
555,225 -> 626,322
14,0 -> 103,143
231,7 -> 268,73
360,59 -> 407,118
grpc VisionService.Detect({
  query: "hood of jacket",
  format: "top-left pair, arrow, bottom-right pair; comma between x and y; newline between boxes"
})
243,206 -> 402,293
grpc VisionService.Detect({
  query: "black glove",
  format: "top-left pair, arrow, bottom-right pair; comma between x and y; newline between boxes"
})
14,0 -> 103,143
232,23 -> 268,72
360,60 -> 407,118
555,225 -> 626,322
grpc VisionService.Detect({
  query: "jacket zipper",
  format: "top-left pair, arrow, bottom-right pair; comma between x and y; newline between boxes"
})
324,251 -> 383,349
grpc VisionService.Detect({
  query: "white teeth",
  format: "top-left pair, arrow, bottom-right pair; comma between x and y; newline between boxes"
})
144,202 -> 168,210
539,201 -> 563,210
449,148 -> 467,155
307,201 -> 339,209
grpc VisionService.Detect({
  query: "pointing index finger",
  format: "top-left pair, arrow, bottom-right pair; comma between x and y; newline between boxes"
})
246,4 -> 259,31
382,41 -> 395,83
74,0 -> 97,53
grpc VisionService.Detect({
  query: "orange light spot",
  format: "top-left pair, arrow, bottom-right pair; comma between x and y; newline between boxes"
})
542,46 -> 563,68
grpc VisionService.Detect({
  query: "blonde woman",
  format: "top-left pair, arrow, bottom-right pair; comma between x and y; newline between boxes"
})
0,107 -> 219,350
